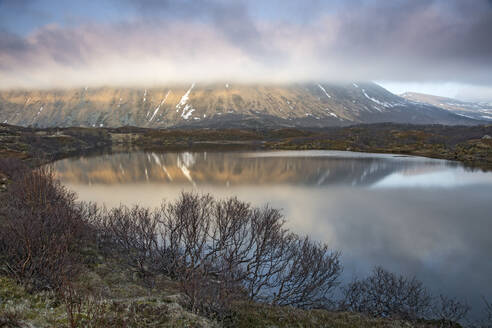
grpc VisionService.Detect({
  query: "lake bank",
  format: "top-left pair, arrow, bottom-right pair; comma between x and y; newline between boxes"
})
1,123 -> 492,175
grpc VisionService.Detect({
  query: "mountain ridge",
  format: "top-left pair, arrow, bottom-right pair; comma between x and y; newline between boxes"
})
400,92 -> 492,122
0,82 -> 482,128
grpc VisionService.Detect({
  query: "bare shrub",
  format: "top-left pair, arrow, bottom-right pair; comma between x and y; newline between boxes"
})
0,166 -> 89,291
432,294 -> 469,325
341,267 -> 473,325
160,193 -> 214,277
159,193 -> 342,311
238,205 -> 292,303
61,283 -> 107,328
178,264 -> 240,321
482,298 -> 492,328
91,205 -> 160,285
0,157 -> 27,177
271,236 -> 341,308
62,283 -> 84,328
341,266 -> 432,320
93,192 -> 342,316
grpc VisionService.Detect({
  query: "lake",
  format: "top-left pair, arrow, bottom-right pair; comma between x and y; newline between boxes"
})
52,150 -> 492,319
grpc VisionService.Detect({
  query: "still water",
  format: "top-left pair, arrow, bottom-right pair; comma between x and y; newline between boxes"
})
53,150 -> 492,318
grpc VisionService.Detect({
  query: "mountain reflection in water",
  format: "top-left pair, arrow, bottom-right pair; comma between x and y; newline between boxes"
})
52,150 -> 492,320
53,150 -> 467,187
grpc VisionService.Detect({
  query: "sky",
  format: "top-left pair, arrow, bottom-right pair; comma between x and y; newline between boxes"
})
1,0 -> 492,101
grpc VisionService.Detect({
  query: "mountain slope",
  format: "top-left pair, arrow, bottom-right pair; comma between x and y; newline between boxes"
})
0,82 -> 481,128
401,92 -> 492,122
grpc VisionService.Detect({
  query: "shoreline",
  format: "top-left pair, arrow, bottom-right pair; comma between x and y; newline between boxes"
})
1,123 -> 491,176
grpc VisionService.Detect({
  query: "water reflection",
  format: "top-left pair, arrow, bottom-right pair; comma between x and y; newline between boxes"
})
54,150 -> 480,187
52,150 -> 492,320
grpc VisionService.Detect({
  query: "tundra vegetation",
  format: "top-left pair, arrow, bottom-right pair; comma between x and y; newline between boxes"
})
0,158 -> 491,327
1,123 -> 492,171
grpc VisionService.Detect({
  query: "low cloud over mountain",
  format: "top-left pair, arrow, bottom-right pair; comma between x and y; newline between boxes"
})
0,0 -> 491,93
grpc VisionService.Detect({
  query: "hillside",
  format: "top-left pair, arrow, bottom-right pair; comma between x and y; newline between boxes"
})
401,92 -> 492,122
0,83 -> 481,129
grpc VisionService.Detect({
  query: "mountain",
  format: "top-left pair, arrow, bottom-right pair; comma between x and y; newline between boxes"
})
0,82 -> 482,129
401,92 -> 492,122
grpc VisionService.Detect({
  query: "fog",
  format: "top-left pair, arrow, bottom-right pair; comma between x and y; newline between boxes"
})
1,0 -> 492,99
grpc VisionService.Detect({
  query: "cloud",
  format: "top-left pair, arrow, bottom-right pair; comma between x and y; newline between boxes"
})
0,0 -> 491,90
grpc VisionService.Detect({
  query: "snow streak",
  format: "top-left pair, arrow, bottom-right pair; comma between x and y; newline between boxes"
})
318,84 -> 332,99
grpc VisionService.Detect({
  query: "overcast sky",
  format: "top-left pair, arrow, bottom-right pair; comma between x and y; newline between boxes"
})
1,0 -> 491,101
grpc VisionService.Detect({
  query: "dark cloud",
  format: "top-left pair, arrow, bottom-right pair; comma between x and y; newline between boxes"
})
123,0 -> 270,59
0,30 -> 29,70
329,1 -> 492,57
0,29 -> 27,52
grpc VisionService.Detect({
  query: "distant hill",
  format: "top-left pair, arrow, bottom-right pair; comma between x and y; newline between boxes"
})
400,92 -> 492,122
0,82 -> 482,128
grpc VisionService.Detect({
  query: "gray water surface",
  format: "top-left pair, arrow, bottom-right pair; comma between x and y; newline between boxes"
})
53,150 -> 492,319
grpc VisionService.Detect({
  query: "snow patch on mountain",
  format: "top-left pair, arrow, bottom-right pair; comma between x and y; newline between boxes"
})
362,89 -> 391,110
149,90 -> 170,122
176,83 -> 195,111
181,105 -> 195,120
456,113 -> 475,119
318,84 -> 332,99
175,83 -> 196,119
